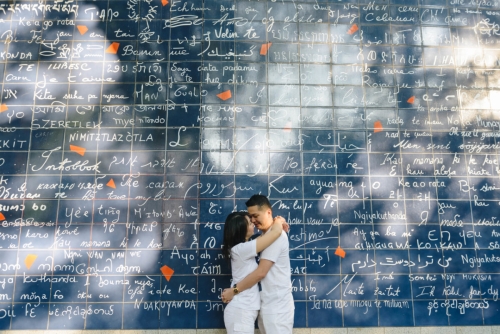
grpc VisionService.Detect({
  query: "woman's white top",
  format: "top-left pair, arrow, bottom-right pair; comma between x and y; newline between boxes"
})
229,239 -> 260,310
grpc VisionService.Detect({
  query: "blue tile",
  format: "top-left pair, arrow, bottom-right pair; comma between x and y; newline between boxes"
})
85,303 -> 123,329
294,301 -> 307,327
379,301 -> 414,326
343,298 -> 378,326
48,303 -> 86,329
0,303 -> 13,329
306,300 -> 342,327
304,248 -> 341,274
376,275 -> 412,300
161,275 -> 199,300
160,300 -> 197,328
197,302 -> 223,328
375,250 -> 411,274
12,303 -> 48,329
484,300 -> 500,325
87,275 -> 127,303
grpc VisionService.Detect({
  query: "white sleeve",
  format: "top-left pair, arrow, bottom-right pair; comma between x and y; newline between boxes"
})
231,239 -> 257,261
260,232 -> 285,263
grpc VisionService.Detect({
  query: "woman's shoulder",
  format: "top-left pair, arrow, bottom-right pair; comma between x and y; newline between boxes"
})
230,239 -> 256,256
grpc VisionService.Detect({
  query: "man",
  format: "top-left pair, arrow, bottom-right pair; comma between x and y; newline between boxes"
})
221,195 -> 294,333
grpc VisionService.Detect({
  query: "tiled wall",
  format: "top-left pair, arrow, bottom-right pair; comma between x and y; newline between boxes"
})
1,327 -> 499,334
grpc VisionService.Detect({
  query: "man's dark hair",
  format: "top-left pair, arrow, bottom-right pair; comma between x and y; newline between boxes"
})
245,194 -> 272,210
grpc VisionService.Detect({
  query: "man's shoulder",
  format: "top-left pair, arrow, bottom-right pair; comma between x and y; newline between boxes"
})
278,231 -> 289,246
262,232 -> 288,255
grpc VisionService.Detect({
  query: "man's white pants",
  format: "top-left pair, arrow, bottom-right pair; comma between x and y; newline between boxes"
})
258,310 -> 294,334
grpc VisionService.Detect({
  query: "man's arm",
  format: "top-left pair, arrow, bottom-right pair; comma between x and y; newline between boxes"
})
221,259 -> 274,303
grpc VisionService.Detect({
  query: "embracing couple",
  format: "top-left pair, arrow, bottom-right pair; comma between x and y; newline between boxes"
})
221,194 -> 294,333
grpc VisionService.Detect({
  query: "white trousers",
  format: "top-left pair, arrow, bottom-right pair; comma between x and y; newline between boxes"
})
224,304 -> 258,334
258,310 -> 294,334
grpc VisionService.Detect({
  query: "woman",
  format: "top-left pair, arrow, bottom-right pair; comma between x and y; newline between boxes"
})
221,211 -> 285,334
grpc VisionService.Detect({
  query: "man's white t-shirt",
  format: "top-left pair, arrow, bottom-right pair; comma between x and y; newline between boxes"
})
229,239 -> 260,310
259,231 -> 294,314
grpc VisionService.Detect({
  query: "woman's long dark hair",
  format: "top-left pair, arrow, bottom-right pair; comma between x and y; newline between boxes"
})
222,212 -> 249,261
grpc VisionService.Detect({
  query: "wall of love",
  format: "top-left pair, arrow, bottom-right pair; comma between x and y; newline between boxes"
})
0,0 -> 500,329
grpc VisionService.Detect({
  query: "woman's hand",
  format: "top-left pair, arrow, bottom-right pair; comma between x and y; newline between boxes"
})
221,288 -> 234,303
273,215 -> 289,233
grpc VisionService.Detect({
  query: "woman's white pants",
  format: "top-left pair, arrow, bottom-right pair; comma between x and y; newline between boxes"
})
224,303 -> 258,334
